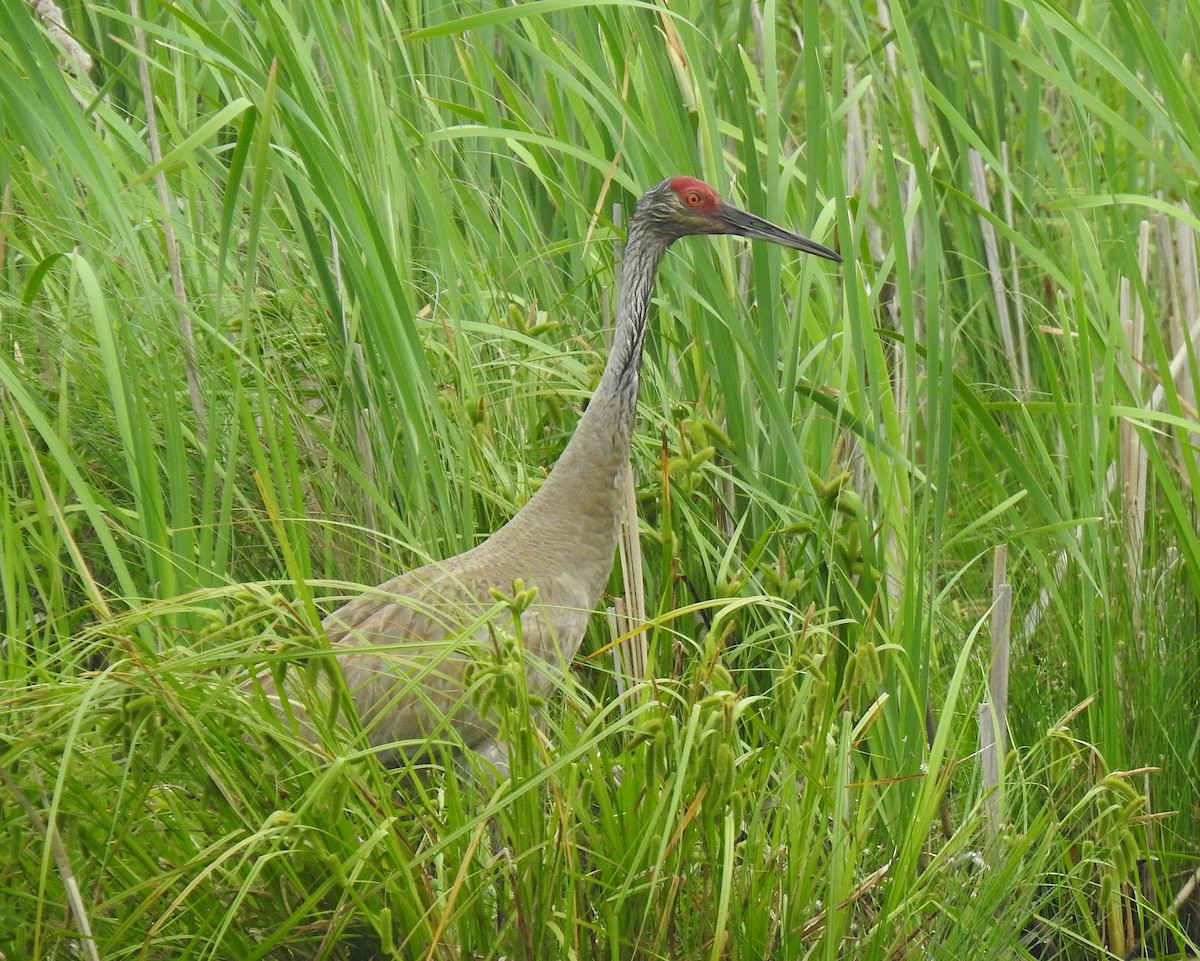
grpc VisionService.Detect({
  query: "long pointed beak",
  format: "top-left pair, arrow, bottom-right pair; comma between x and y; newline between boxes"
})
716,203 -> 842,263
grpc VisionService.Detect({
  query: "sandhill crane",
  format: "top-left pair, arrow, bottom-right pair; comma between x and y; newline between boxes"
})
250,176 -> 840,766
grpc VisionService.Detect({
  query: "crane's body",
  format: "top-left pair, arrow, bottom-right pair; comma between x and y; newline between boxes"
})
252,176 -> 840,762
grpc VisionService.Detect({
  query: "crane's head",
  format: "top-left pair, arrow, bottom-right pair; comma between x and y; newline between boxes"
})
639,176 -> 841,263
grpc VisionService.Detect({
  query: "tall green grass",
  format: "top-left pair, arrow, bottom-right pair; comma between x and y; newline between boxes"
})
1,0 -> 1197,957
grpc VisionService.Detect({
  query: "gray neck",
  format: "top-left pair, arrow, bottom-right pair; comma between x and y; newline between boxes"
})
586,222 -> 668,443
483,212 -> 671,590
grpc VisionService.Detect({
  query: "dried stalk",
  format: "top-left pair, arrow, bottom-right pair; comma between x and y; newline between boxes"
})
130,0 -> 208,441
979,545 -> 1011,848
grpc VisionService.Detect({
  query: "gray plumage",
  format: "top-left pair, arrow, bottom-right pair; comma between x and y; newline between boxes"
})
250,176 -> 840,763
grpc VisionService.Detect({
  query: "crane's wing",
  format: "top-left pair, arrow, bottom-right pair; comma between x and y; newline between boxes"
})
247,555 -> 591,761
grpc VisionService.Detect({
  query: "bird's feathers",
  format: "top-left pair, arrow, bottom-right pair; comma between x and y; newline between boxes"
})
249,177 -> 838,763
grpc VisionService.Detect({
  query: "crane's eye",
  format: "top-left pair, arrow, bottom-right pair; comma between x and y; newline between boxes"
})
685,191 -> 702,206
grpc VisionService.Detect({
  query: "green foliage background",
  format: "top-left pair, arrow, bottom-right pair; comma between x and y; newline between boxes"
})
0,0 -> 1198,958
